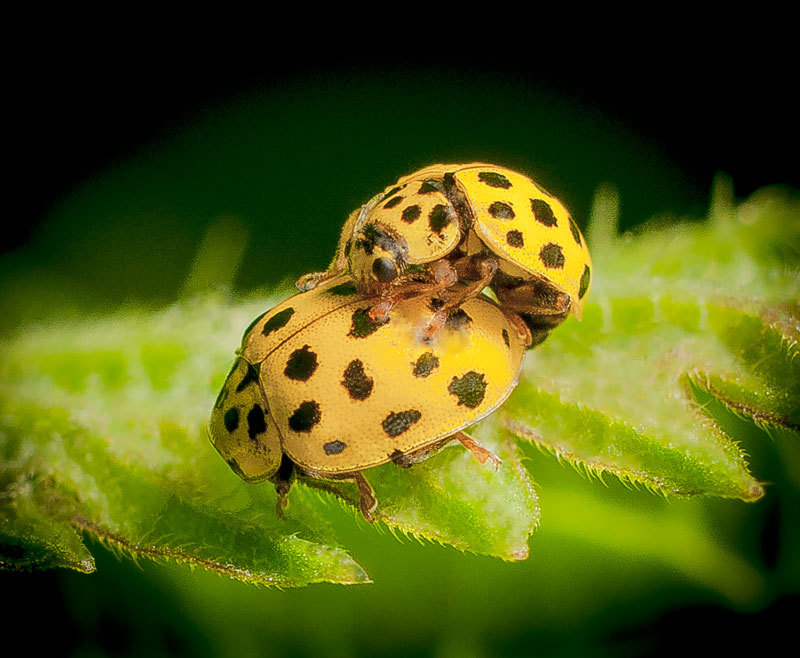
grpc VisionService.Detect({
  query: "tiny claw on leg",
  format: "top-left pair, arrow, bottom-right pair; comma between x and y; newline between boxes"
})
296,272 -> 324,292
456,432 -> 502,470
420,309 -> 448,342
296,268 -> 345,292
368,300 -> 393,322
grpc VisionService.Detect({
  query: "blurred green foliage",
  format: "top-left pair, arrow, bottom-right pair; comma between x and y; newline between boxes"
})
1,69 -> 798,656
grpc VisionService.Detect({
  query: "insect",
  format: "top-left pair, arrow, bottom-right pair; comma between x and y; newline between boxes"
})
209,276 -> 529,520
297,163 -> 592,345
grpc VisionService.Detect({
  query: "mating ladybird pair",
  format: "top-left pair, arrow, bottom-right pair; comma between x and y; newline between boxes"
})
209,163 -> 592,520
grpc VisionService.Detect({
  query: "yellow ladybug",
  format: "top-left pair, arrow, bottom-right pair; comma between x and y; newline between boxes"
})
297,163 -> 592,345
209,276 -> 529,520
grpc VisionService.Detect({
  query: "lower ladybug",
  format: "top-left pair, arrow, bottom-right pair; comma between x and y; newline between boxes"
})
209,277 -> 529,520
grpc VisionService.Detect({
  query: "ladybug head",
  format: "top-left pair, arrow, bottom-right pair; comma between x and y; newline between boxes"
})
350,222 -> 408,285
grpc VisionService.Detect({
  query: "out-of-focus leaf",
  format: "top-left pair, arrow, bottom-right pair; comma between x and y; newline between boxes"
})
0,296 -> 369,586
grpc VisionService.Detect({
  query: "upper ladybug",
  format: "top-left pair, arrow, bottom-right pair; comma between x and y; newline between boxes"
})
297,163 -> 592,346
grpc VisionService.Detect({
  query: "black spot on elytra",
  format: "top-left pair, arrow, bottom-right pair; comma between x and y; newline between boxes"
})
344,240 -> 352,257
446,308 -> 473,330
413,352 -> 439,377
236,362 -> 261,392
247,404 -> 267,440
357,224 -> 406,263
489,201 -> 515,220
224,407 -> 239,433
342,359 -> 374,400
262,307 -> 294,336
383,185 -> 402,201
428,204 -> 451,234
382,410 -> 422,437
383,196 -> 403,209
448,371 -> 487,408
540,243 -> 565,269
479,171 -> 512,189
531,199 -> 557,227
568,216 -> 583,245
506,230 -> 524,248
284,345 -> 318,381
502,328 -> 510,347
401,204 -> 421,223
579,264 -> 591,299
328,281 -> 357,296
323,440 -> 347,455
418,180 -> 441,194
428,297 -> 445,311
288,401 -> 321,432
349,308 -> 389,338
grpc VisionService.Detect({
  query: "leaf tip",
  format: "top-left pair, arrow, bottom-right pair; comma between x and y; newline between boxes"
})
742,480 -> 766,503
507,545 -> 529,561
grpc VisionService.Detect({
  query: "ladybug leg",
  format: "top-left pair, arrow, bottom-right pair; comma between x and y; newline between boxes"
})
455,431 -> 502,470
290,468 -> 378,522
494,280 -> 571,319
391,431 -> 501,470
505,311 -> 534,349
368,260 -> 458,322
275,481 -> 291,519
296,268 -> 345,292
390,435 -> 454,468
352,472 -> 378,522
297,207 -> 363,291
495,281 -> 571,347
421,257 -> 498,340
273,455 -> 296,519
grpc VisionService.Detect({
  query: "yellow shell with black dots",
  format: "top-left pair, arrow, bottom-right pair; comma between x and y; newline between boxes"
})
209,276 -> 527,484
315,163 -> 591,318
448,164 -> 592,316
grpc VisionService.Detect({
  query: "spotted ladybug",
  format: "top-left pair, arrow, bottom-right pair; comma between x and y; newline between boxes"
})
298,163 -> 592,345
209,276 -> 529,520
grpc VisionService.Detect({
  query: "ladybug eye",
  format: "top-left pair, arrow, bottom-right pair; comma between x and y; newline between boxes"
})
372,257 -> 398,282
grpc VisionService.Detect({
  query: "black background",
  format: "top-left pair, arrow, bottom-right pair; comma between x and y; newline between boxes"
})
7,40 -> 797,254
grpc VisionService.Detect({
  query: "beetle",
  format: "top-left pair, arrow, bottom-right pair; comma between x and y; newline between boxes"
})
297,163 -> 592,345
209,276 -> 529,520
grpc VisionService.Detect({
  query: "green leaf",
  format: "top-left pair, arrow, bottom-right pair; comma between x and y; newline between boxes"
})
688,303 -> 800,438
1,179 -> 796,586
307,422 -> 539,561
503,180 -> 799,499
0,291 -> 539,583
0,298 -> 369,586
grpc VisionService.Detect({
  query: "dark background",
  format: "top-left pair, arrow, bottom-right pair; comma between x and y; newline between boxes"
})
3,35 -> 798,657
8,44 -> 797,256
